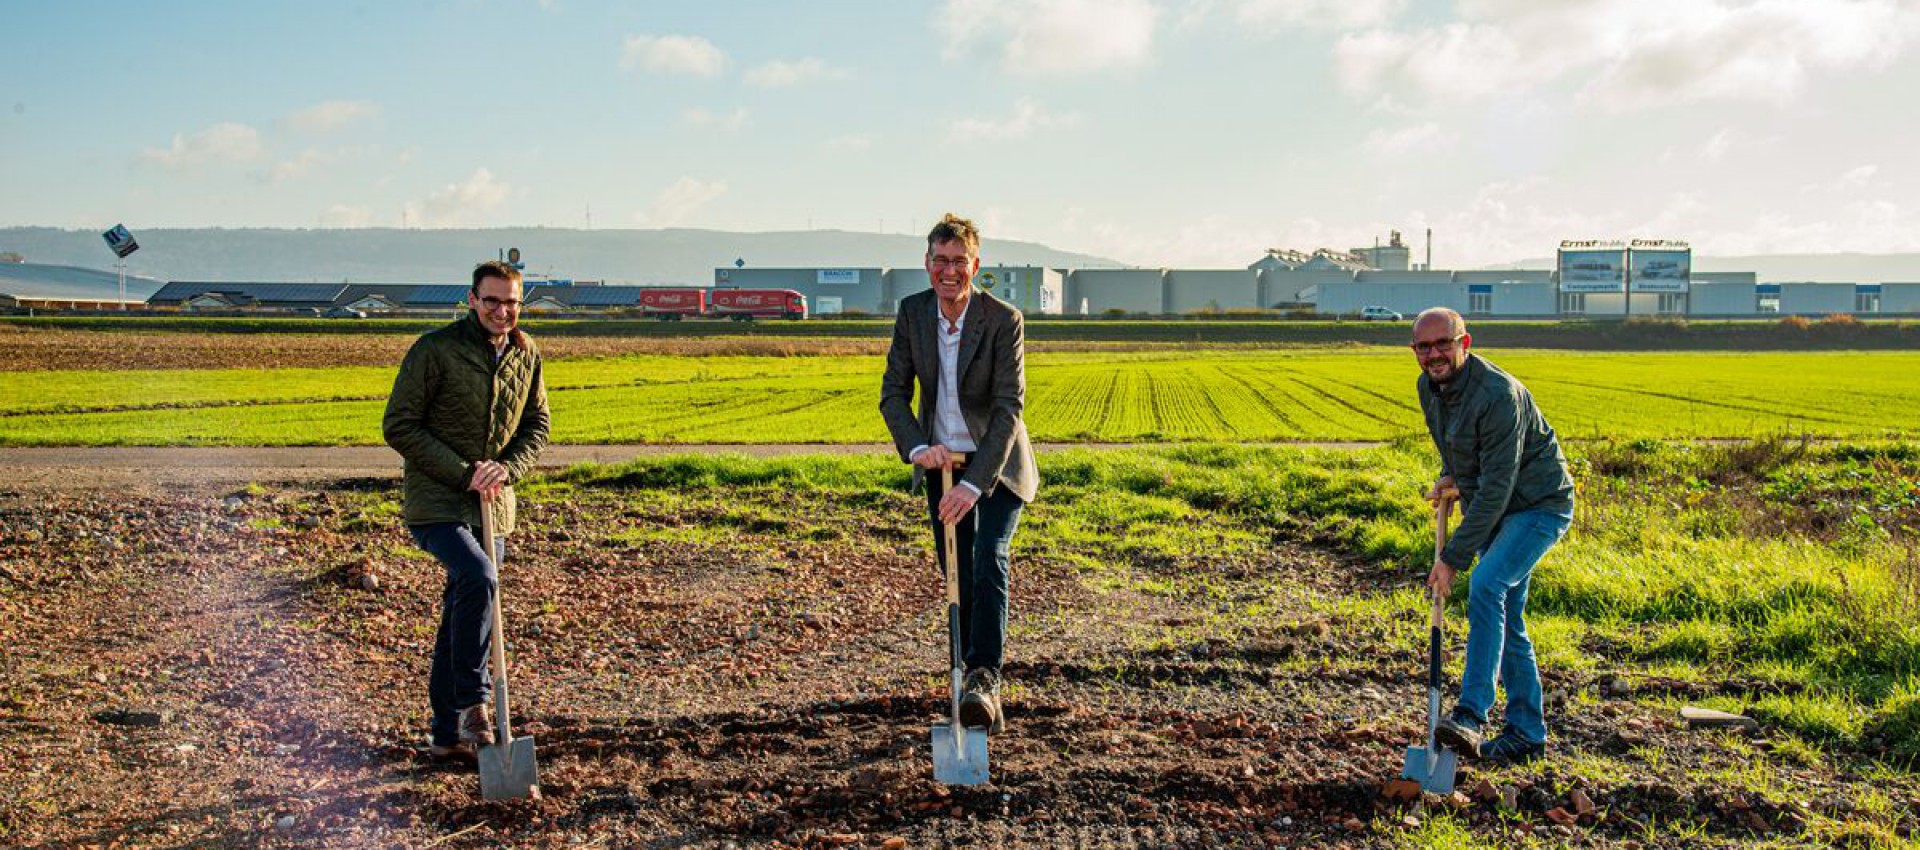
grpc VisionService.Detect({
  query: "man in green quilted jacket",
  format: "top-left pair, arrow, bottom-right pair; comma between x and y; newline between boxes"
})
382,260 -> 550,761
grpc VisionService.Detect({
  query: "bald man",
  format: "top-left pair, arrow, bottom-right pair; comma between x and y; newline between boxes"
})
1413,307 -> 1575,765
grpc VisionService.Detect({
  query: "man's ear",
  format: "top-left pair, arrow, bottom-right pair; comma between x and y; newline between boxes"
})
1459,332 -> 1473,352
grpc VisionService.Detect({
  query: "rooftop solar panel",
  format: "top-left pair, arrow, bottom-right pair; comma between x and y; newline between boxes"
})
403,284 -> 473,305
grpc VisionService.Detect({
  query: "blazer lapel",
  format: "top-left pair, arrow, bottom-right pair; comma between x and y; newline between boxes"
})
955,292 -> 987,381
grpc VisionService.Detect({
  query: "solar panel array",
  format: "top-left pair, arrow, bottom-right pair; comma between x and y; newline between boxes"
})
402,284 -> 473,305
151,282 -> 346,303
536,286 -> 645,306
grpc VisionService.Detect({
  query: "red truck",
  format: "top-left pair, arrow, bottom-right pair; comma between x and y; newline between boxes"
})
637,287 -> 707,320
709,288 -> 808,321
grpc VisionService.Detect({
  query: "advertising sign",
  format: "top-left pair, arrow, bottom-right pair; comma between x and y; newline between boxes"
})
1557,240 -> 1626,293
1629,240 -> 1690,293
817,269 -> 860,285
102,224 -> 139,258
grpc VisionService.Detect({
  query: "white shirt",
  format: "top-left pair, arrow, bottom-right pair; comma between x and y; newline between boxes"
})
910,298 -> 981,496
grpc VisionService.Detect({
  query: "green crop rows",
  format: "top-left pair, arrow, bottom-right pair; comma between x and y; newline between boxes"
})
1,349 -> 1916,446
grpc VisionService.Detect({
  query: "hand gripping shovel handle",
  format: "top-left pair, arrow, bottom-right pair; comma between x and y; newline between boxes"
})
481,502 -> 513,755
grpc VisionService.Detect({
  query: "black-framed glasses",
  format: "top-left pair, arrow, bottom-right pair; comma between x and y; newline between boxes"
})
928,255 -> 973,269
479,296 -> 523,312
1410,335 -> 1464,355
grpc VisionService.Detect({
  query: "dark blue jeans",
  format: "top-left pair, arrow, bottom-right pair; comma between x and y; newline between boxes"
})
408,523 -> 501,747
927,471 -> 1025,672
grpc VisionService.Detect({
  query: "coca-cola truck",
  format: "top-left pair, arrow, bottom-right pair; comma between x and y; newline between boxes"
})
637,287 -> 706,320
709,288 -> 807,321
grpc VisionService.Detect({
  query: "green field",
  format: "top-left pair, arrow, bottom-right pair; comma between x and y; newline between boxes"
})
2,348 -> 1917,446
8,313 -> 1920,348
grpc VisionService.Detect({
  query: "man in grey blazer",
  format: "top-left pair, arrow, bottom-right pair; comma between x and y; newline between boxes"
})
880,212 -> 1039,733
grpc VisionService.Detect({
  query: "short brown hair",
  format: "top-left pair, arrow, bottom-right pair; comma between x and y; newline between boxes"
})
471,260 -> 523,293
926,213 -> 980,257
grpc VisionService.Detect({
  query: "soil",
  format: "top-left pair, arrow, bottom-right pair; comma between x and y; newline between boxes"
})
1,474 -> 1915,848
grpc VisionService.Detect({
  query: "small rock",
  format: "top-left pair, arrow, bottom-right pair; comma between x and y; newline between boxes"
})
1382,779 -> 1423,803
882,839 -> 908,850
1679,706 -> 1759,731
296,516 -> 323,530
1342,817 -> 1365,832
94,708 -> 169,727
1400,815 -> 1421,828
1546,807 -> 1577,826
1570,789 -> 1597,818
1469,778 -> 1499,803
1497,785 -> 1520,812
356,571 -> 381,592
274,815 -> 296,831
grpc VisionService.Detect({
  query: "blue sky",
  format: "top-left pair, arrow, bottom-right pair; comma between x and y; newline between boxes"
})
4,0 -> 1917,267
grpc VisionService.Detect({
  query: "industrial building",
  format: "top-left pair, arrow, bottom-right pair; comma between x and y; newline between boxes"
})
711,265 -> 1062,316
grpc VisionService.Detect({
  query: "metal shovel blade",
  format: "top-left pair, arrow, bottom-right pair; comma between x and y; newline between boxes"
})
478,735 -> 540,800
1400,744 -> 1458,795
930,722 -> 990,786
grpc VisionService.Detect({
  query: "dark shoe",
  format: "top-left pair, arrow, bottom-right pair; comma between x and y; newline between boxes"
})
1480,732 -> 1546,765
428,742 -> 477,764
1434,709 -> 1483,759
457,703 -> 495,747
959,668 -> 1004,734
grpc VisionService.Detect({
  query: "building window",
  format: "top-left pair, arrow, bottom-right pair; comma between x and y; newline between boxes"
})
1657,293 -> 1687,314
1856,292 -> 1881,313
1559,292 -> 1585,315
1468,292 -> 1492,315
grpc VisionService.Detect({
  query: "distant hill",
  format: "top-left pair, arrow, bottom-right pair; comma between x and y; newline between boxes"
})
1496,253 -> 1920,283
0,262 -> 164,300
0,227 -> 1127,292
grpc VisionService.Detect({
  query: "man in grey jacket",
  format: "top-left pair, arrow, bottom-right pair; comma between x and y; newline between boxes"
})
1415,307 -> 1574,765
880,213 -> 1039,733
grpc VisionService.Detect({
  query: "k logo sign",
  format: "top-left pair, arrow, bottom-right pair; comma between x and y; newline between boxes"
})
979,272 -> 998,291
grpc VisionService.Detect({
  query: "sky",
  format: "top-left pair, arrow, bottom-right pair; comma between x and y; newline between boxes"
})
4,0 -> 1918,268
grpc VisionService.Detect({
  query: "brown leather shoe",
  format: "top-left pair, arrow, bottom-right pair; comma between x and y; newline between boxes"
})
458,703 -> 495,747
428,742 -> 477,764
959,668 -> 1005,734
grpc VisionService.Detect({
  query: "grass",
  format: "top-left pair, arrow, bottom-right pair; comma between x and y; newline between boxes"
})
4,348 -> 1920,446
9,314 -> 1920,349
548,439 -> 1920,759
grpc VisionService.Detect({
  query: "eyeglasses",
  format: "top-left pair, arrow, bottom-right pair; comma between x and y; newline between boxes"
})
928,255 -> 973,269
479,296 -> 523,312
1410,335 -> 1464,355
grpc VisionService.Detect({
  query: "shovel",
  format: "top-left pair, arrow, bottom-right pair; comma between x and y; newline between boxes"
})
478,502 -> 540,800
930,457 -> 990,786
1401,497 -> 1458,795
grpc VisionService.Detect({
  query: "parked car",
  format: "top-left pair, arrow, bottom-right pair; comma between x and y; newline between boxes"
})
1359,305 -> 1403,321
324,306 -> 368,319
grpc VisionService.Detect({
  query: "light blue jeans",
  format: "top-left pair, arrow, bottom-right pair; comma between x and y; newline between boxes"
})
1456,506 -> 1572,745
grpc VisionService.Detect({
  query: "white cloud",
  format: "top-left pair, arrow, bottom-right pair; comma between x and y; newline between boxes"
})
636,176 -> 728,226
939,0 -> 1158,75
1361,121 -> 1454,156
261,149 -> 336,184
948,98 -> 1078,142
404,168 -> 511,227
1334,0 -> 1920,110
136,122 -> 263,167
285,100 -> 379,133
743,57 -> 849,87
1803,164 -> 1881,193
681,107 -> 752,131
320,204 -> 375,228
1234,0 -> 1404,31
620,34 -> 726,76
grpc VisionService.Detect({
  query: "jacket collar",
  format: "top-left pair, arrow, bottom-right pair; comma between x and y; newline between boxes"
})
1435,353 -> 1481,401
